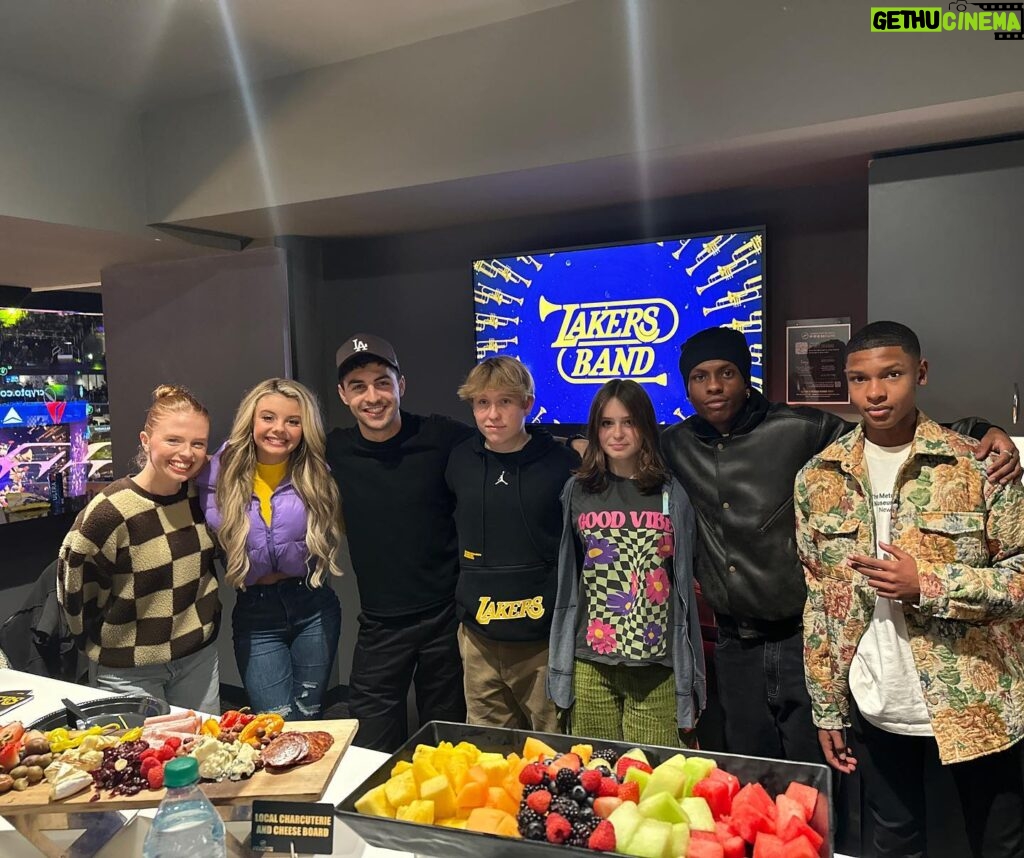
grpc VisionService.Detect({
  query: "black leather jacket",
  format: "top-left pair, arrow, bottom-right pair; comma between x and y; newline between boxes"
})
661,391 -> 987,638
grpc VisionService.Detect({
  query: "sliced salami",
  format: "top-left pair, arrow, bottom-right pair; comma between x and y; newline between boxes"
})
297,731 -> 334,763
261,732 -> 309,768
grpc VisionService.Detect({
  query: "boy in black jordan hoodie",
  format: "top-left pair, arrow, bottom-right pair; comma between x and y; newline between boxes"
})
446,358 -> 579,731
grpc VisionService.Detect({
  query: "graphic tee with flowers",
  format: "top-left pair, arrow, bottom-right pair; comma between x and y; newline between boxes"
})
570,475 -> 674,666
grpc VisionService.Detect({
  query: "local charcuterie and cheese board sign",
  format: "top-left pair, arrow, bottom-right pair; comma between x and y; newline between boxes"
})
0,719 -> 357,814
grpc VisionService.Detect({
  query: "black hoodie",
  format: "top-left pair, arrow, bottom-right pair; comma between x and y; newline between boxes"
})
445,426 -> 579,642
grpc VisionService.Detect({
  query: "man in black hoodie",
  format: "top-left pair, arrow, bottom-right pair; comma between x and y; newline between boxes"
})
446,357 -> 579,732
661,326 -> 1021,764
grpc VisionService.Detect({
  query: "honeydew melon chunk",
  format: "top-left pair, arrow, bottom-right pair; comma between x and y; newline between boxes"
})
681,757 -> 718,797
645,763 -> 687,799
637,790 -> 690,825
670,821 -> 691,857
661,753 -> 688,770
680,797 -> 716,832
354,784 -> 396,818
384,768 -> 418,808
621,747 -> 650,765
624,818 -> 673,858
607,801 -> 644,849
624,765 -> 652,793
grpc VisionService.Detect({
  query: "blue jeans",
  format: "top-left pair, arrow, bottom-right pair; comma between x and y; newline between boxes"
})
232,578 -> 341,719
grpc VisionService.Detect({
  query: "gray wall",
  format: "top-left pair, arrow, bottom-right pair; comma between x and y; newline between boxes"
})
868,138 -> 1024,427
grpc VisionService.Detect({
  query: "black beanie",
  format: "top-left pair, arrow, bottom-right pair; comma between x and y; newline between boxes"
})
679,327 -> 752,384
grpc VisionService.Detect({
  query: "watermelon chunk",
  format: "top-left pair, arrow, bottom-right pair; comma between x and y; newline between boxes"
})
782,835 -> 820,858
752,832 -> 786,858
693,777 -> 731,820
715,821 -> 746,858
729,783 -> 777,843
783,782 -> 818,822
775,795 -> 806,840
707,767 -> 741,800
687,831 -> 725,858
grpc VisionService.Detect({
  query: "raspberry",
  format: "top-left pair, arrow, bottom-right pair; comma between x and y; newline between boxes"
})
545,812 -> 572,845
588,819 -> 617,852
579,769 -> 603,794
140,757 -> 160,776
146,765 -> 164,791
163,737 -> 182,750
526,790 -> 552,814
140,749 -> 159,761
598,776 -> 620,797
518,761 -> 546,786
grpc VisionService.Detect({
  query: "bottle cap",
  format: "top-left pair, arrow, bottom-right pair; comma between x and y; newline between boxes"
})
163,756 -> 200,788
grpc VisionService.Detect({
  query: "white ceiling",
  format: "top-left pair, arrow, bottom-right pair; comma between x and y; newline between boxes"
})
0,0 -> 575,105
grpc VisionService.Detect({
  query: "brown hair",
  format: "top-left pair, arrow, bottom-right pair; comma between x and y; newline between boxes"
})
135,385 -> 209,470
576,379 -> 667,495
457,357 -> 535,404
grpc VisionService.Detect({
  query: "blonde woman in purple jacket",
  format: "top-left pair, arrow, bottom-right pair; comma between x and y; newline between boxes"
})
199,378 -> 344,718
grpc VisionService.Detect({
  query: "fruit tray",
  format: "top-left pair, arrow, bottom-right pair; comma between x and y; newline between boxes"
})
335,721 -> 833,858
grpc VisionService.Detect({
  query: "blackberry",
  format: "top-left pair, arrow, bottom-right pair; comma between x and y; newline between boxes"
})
522,783 -> 547,797
551,796 -> 579,821
591,747 -> 620,765
566,834 -> 588,848
517,808 -> 544,836
555,768 -> 579,793
573,815 -> 599,836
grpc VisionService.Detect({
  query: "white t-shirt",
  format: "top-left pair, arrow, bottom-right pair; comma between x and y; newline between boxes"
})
849,438 -> 933,736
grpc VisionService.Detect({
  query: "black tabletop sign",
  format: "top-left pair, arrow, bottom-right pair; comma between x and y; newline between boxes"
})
251,800 -> 334,854
0,690 -> 33,719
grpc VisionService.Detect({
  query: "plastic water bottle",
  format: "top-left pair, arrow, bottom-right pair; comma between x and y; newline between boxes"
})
142,757 -> 226,858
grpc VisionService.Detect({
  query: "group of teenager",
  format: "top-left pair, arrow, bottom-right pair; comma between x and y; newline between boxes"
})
55,320 -> 1024,857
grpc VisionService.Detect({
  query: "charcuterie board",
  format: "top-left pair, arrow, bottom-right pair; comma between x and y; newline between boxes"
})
0,719 -> 357,814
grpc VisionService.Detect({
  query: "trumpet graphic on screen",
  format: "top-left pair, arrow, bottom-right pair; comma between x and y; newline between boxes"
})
475,283 -> 525,307
749,342 -> 763,366
516,256 -> 544,272
475,313 -> 521,332
721,310 -> 763,334
531,406 -> 548,423
477,337 -> 518,359
474,259 -> 532,288
671,239 -> 692,260
696,256 -> 761,292
673,407 -> 686,420
686,234 -> 737,276
702,282 -> 762,316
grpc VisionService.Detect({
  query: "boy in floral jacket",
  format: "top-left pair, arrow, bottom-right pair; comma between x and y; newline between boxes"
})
794,321 -> 1024,858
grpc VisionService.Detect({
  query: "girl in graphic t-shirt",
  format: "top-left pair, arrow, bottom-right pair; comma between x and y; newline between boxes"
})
547,380 -> 706,745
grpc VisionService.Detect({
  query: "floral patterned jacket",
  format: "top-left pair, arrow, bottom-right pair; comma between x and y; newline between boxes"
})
794,414 -> 1024,764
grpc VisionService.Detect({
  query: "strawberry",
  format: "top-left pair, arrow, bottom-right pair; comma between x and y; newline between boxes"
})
588,820 -> 617,852
526,789 -> 552,814
545,812 -> 572,845
146,765 -> 164,791
518,761 -> 547,786
579,769 -> 603,794
547,752 -> 582,780
617,781 -> 640,803
614,756 -> 653,780
598,776 -> 620,797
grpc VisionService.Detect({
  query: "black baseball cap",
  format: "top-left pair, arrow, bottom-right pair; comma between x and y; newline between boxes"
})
336,333 -> 401,379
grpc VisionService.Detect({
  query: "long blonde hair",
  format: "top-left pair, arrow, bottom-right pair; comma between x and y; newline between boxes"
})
215,378 -> 343,589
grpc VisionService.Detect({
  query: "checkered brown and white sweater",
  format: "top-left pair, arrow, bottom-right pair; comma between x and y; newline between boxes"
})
58,477 -> 221,669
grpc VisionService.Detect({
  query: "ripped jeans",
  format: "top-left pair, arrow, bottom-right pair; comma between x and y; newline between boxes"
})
232,577 -> 341,719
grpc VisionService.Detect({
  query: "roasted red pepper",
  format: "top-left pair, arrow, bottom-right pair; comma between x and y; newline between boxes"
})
219,710 -> 242,730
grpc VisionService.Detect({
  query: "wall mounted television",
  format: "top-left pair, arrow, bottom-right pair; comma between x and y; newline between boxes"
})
472,227 -> 765,425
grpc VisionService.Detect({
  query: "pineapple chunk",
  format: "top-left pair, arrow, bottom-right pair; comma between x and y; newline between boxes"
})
419,773 -> 458,819
384,768 -> 418,808
354,784 -> 396,819
396,799 -> 435,824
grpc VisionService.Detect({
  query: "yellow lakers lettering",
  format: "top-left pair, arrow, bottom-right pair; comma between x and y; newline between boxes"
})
476,596 -> 545,625
539,295 -> 679,387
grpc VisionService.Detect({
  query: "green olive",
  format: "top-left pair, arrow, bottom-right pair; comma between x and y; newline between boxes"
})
9,766 -> 27,780
12,777 -> 28,791
25,766 -> 43,785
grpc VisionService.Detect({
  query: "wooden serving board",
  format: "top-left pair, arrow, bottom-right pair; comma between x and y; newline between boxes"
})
0,718 -> 357,815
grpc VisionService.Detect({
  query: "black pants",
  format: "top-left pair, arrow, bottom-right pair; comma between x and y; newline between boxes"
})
348,601 -> 466,752
851,705 -> 1024,858
713,622 -> 821,763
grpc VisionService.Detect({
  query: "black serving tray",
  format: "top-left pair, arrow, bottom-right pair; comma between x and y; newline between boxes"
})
335,721 -> 833,858
28,694 -> 170,731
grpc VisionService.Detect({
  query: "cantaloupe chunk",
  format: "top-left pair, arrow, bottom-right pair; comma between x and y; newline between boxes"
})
396,799 -> 435,824
420,773 -> 457,819
522,736 -> 557,761
465,807 -> 519,838
354,784 -> 396,818
487,786 -> 519,817
466,765 -> 489,787
457,780 -> 487,810
384,769 -> 418,808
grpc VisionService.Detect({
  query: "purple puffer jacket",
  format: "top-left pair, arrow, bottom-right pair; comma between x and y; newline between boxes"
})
197,448 -> 312,587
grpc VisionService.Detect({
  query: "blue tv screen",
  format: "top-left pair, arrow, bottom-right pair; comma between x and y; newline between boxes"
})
472,228 -> 765,424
